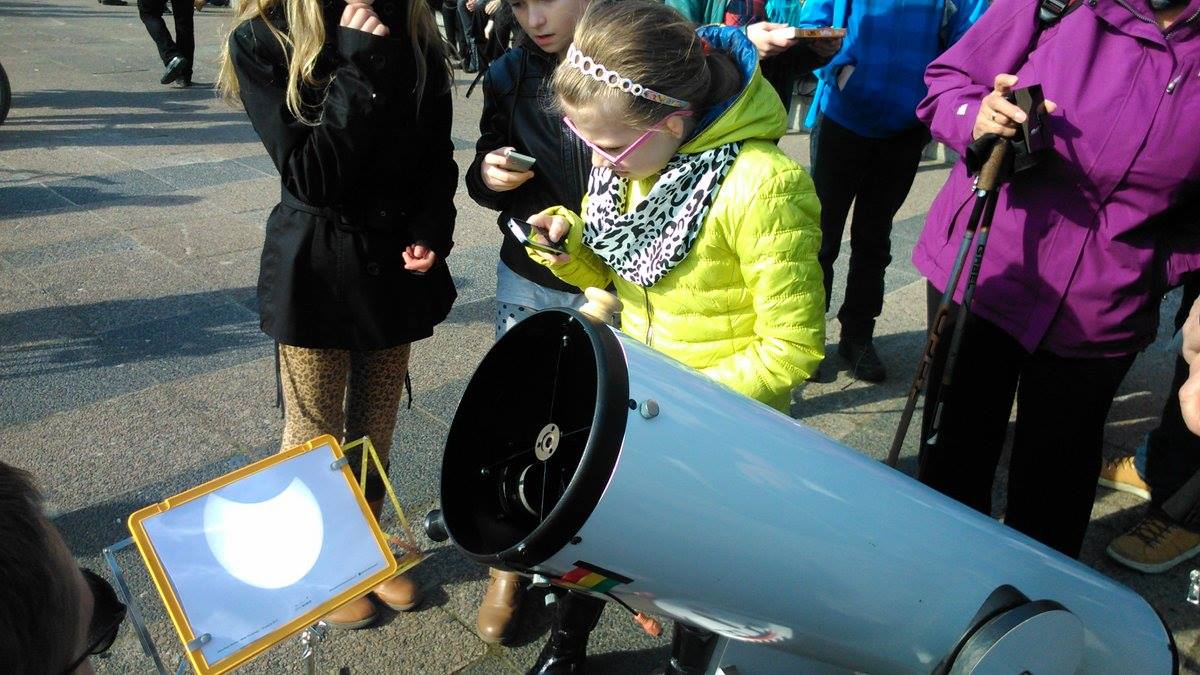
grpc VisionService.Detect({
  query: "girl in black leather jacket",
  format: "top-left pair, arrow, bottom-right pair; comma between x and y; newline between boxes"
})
462,0 -> 598,656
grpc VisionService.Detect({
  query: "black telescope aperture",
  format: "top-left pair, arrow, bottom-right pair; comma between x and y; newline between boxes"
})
439,309 -> 629,569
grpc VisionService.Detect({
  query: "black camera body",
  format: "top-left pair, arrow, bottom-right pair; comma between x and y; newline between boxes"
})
1004,84 -> 1052,173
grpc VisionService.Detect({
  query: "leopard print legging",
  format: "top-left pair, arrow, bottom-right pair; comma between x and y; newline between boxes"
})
278,343 -> 411,502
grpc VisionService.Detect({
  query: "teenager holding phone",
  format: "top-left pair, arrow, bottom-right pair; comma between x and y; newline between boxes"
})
666,0 -> 840,113
463,0 -> 593,646
218,0 -> 457,629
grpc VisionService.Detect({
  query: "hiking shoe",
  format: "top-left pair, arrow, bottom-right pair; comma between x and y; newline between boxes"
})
1107,513 -> 1200,573
838,338 -> 886,383
1098,455 -> 1150,501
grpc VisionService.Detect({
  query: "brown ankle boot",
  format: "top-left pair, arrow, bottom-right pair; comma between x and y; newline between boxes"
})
476,568 -> 523,644
323,594 -> 378,630
362,498 -> 423,611
373,572 -> 422,611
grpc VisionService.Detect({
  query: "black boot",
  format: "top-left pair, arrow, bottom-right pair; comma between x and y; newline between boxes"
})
662,622 -> 718,675
526,591 -> 605,675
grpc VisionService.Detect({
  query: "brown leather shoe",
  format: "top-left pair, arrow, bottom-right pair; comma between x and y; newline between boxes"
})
323,594 -> 377,630
373,572 -> 422,611
476,568 -> 523,644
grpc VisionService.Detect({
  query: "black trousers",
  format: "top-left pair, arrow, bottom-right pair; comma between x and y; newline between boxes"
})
138,0 -> 194,71
917,284 -> 1136,558
811,116 -> 929,341
1146,278 -> 1200,522
457,0 -> 485,50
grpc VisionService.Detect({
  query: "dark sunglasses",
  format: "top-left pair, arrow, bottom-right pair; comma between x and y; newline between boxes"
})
61,569 -> 127,674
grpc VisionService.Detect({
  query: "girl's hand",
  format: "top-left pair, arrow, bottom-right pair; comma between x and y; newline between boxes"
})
481,147 -> 535,192
746,22 -> 800,59
973,74 -> 1058,140
527,213 -> 571,264
403,244 -> 438,272
807,36 -> 842,59
341,2 -> 390,36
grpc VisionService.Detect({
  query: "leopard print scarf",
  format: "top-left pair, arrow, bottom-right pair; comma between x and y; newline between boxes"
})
583,142 -> 740,287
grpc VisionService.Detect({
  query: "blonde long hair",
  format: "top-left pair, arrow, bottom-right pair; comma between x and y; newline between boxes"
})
217,0 -> 447,125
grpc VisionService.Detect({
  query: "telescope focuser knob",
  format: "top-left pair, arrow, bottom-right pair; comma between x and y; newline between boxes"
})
423,509 -> 449,543
580,287 -> 622,326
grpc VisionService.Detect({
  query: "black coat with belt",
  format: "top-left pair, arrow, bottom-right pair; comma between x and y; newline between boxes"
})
465,43 -> 589,295
230,1 -> 457,350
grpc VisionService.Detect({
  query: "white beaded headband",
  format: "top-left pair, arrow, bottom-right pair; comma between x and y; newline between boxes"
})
565,44 -> 689,109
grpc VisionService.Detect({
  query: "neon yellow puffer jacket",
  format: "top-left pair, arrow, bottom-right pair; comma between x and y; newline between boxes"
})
533,30 -> 825,411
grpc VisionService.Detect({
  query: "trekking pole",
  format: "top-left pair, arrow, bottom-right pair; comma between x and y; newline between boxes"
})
886,138 -> 1010,468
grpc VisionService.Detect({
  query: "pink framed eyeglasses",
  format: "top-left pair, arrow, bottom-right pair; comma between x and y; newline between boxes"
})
563,110 -> 694,170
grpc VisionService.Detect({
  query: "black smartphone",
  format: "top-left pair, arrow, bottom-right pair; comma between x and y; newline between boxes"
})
507,218 -> 566,255
1004,84 -> 1051,171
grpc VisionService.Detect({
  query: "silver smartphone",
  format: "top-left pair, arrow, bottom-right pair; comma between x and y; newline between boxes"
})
507,218 -> 565,255
504,149 -> 537,172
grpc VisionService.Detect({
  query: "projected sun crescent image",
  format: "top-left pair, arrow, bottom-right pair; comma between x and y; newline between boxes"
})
203,478 -> 325,589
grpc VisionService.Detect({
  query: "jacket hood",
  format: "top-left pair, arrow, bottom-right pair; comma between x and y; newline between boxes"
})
680,25 -> 788,154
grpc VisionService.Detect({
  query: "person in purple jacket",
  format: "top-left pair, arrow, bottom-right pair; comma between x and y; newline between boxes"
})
912,0 -> 1200,558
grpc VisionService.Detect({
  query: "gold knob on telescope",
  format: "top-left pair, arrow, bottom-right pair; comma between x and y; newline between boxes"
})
580,287 -> 622,326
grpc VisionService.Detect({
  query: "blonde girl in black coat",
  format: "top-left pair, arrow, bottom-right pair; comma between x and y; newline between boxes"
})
218,0 -> 457,630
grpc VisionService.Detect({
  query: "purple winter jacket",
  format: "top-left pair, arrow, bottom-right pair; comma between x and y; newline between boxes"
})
912,0 -> 1200,357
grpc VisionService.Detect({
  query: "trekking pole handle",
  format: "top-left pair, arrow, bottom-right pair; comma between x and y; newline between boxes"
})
976,138 -> 1010,191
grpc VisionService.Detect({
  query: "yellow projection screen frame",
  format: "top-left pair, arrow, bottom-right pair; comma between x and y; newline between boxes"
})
127,435 -> 399,675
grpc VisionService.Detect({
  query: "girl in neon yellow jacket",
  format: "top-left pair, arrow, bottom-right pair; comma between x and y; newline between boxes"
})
527,0 -> 825,413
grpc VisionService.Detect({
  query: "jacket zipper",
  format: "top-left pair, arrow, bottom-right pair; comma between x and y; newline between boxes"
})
642,286 -> 654,347
1165,5 -> 1200,38
1114,0 -> 1200,37
1111,0 -> 1198,92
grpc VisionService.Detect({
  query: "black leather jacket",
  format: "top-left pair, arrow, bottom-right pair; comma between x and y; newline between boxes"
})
465,45 -> 589,294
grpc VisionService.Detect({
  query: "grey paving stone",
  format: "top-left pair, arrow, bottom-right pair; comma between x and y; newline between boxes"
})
1,231 -> 141,268
0,336 -> 161,426
100,300 -> 269,384
231,153 -> 278,176
447,244 -> 501,306
0,206 -> 117,250
31,249 -> 222,331
0,388 -> 245,513
148,157 -> 269,191
47,168 -> 175,206
131,216 -> 264,262
0,183 -> 74,217
180,246 -> 262,308
157,356 -> 282,454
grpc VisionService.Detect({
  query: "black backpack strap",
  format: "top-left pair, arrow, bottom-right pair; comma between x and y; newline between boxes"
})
1037,0 -> 1085,28
1024,0 -> 1084,57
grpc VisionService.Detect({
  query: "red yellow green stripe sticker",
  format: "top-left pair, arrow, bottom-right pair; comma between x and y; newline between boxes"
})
555,561 -> 633,594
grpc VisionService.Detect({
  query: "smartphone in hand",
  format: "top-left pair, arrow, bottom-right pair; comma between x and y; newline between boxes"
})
504,149 -> 537,172
784,27 -> 847,39
508,218 -> 566,255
